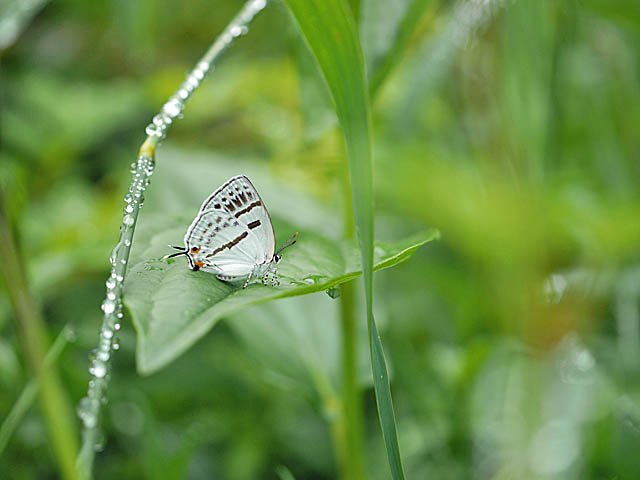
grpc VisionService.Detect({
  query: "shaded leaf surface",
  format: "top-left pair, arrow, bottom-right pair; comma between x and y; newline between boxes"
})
124,220 -> 437,375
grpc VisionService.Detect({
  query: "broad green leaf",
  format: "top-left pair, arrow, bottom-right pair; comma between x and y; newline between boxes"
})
281,1 -> 406,478
124,221 -> 438,375
229,291 -> 375,397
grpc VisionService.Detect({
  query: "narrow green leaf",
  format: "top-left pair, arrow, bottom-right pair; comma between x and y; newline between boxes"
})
275,465 -> 297,480
124,220 -> 437,375
281,1 -> 407,477
0,325 -> 73,455
361,0 -> 433,98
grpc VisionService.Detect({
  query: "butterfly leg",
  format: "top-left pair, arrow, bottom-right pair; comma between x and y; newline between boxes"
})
270,266 -> 280,287
242,270 -> 253,289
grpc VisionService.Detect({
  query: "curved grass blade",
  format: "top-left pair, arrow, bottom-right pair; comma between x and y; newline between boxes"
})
280,1 -> 406,477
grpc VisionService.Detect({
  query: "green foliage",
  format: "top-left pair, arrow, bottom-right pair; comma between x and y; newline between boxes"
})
2,0 -> 640,478
125,214 -> 437,374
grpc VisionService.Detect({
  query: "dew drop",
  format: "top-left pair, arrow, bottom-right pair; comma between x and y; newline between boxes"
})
114,322 -> 121,331
125,204 -> 134,214
116,312 -> 123,319
145,124 -> 162,137
116,274 -> 124,282
163,99 -> 183,117
107,292 -> 116,301
77,397 -> 98,428
101,300 -> 116,314
91,360 -> 107,378
103,329 -> 114,340
106,278 -> 116,289
326,287 -> 340,299
97,350 -> 110,362
152,114 -> 165,127
123,214 -> 134,226
124,193 -> 133,204
193,68 -> 205,80
65,328 -> 77,342
112,338 -> 120,351
94,431 -> 106,452
187,76 -> 199,88
124,239 -> 131,247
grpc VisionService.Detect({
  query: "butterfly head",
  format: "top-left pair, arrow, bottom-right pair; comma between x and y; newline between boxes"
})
165,245 -> 200,270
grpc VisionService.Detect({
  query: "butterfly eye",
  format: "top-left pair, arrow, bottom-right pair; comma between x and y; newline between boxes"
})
274,254 -> 281,264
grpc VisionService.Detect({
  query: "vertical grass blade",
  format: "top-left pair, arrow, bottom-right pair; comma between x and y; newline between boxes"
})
364,0 -> 433,99
282,1 -> 406,478
0,325 -> 74,455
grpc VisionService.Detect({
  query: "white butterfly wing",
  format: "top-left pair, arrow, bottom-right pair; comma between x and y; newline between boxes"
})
196,175 -> 275,263
184,209 -> 260,277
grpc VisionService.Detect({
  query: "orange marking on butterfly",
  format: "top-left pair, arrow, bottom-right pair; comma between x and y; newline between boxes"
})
191,246 -> 200,253
194,261 -> 204,269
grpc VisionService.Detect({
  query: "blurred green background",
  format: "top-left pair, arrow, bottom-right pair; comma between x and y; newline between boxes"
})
2,0 -> 640,478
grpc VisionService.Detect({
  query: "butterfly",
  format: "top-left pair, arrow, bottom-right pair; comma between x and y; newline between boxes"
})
166,175 -> 298,288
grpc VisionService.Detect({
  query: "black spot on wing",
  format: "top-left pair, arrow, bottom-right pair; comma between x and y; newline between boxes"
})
234,201 -> 262,218
206,231 -> 249,257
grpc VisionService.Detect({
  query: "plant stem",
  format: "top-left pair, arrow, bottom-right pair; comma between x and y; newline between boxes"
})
337,155 -> 365,480
0,324 -> 74,455
0,205 -> 79,480
339,280 -> 365,480
75,1 -> 269,478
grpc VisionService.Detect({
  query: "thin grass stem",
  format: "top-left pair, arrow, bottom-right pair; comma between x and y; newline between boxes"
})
338,156 -> 365,480
0,206 -> 79,480
0,324 -> 75,455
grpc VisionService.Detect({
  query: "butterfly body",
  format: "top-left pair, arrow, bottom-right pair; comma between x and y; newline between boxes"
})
167,175 -> 297,288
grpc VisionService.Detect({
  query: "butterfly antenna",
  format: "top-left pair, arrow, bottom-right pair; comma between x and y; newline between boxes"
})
276,232 -> 299,256
164,245 -> 188,260
165,251 -> 187,259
